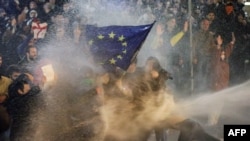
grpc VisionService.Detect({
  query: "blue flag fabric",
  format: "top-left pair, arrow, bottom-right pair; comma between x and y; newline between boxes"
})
85,22 -> 154,71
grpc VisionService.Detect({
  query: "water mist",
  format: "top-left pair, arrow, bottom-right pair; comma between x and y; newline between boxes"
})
20,0 -> 250,141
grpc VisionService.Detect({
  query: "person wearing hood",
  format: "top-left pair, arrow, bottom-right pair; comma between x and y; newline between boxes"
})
6,73 -> 45,141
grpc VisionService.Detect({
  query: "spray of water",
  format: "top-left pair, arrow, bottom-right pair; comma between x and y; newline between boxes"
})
178,80 -> 250,124
22,0 -> 250,140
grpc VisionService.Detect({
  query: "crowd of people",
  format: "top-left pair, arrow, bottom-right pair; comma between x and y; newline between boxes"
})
0,0 -> 250,141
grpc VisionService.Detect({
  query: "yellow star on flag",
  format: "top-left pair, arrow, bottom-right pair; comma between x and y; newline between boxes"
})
98,34 -> 104,39
122,42 -> 127,47
88,40 -> 94,45
118,35 -> 125,41
122,50 -> 127,54
109,58 -> 116,64
109,32 -> 116,39
117,55 -> 123,60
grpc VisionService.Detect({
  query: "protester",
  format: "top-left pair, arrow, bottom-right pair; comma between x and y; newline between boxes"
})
6,73 -> 44,141
0,0 -> 249,141
0,72 -> 12,141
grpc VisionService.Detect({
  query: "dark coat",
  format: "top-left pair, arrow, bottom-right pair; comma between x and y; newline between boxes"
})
210,43 -> 234,91
0,104 -> 10,133
6,85 -> 44,141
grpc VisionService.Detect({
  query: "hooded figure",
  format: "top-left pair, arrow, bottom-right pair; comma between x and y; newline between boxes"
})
6,73 -> 44,141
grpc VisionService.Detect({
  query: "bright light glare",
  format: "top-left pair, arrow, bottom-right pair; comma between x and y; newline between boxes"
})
245,2 -> 250,6
41,64 -> 55,82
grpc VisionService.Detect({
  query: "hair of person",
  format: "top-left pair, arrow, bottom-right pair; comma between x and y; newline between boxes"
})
8,73 -> 30,98
146,56 -> 162,71
200,17 -> 209,23
146,56 -> 159,62
197,17 -> 209,28
26,45 -> 37,53
15,73 -> 30,82
6,64 -> 21,77
14,81 -> 26,93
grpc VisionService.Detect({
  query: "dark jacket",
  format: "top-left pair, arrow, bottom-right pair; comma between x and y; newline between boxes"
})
6,85 -> 44,141
0,104 -> 10,133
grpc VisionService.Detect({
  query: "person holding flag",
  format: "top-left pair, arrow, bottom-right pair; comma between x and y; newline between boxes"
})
82,21 -> 220,141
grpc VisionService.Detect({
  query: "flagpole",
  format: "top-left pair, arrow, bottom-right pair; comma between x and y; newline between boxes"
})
188,0 -> 194,95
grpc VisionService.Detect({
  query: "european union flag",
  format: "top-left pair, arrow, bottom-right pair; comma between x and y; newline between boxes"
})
85,22 -> 155,71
